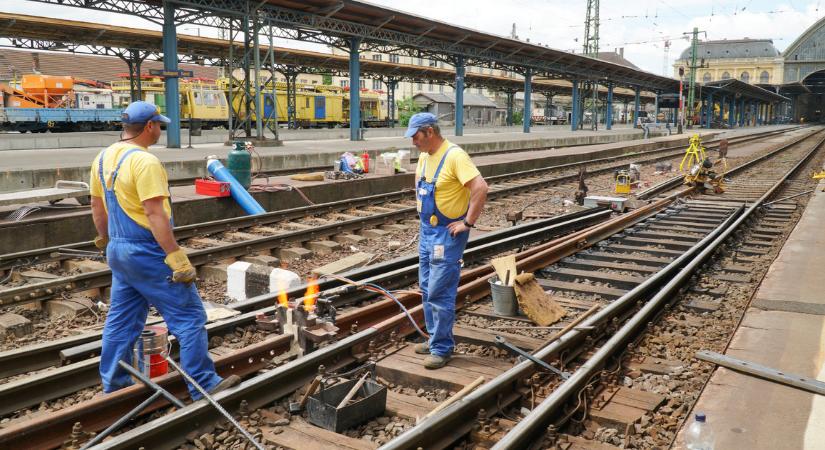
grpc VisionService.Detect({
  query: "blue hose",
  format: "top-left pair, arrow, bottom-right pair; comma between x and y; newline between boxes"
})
207,157 -> 266,215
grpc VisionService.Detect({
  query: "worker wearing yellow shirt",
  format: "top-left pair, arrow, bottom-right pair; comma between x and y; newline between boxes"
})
406,113 -> 488,369
90,101 -> 238,399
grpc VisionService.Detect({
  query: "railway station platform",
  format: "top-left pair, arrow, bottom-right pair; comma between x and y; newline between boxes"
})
2,124 -> 677,193
674,166 -> 825,449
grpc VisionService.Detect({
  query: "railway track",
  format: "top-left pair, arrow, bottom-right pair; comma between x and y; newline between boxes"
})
163,126 -> 796,187
88,128 -> 822,450
0,127 -> 805,311
0,126 -> 816,449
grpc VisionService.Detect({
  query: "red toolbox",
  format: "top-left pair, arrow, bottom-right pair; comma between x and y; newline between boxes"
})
195,179 -> 231,197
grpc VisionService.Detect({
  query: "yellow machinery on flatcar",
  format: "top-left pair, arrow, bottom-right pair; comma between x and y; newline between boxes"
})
111,76 -> 230,129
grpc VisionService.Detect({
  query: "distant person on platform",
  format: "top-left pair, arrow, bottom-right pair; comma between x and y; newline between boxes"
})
406,113 -> 488,369
89,101 -> 239,398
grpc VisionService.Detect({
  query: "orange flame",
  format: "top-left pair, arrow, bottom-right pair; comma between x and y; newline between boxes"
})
275,280 -> 289,307
303,276 -> 320,310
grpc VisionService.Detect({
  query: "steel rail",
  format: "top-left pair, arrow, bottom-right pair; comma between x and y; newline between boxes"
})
0,211 -> 611,421
492,126 -> 825,450
0,126 -> 792,272
87,189 -> 684,450
161,126 -> 796,186
0,127 -> 798,307
0,208 -> 607,382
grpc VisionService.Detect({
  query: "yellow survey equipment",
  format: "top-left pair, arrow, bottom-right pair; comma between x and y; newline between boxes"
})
615,170 -> 631,194
681,135 -> 726,193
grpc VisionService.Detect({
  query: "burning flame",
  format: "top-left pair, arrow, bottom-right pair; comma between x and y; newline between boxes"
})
303,276 -> 320,310
275,279 -> 289,307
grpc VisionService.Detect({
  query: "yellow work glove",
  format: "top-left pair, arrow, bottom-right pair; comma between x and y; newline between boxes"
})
164,248 -> 196,284
93,235 -> 108,250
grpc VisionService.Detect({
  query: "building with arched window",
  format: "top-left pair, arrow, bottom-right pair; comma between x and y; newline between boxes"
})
673,38 -> 783,87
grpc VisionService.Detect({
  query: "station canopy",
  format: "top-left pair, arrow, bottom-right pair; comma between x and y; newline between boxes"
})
702,79 -> 788,103
0,12 -> 655,100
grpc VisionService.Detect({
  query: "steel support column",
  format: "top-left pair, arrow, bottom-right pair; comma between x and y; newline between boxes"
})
705,92 -> 713,129
570,80 -> 579,131
718,95 -> 726,124
654,91 -> 660,122
605,83 -> 613,130
632,86 -> 640,127
162,2 -> 180,148
252,13 -> 264,140
285,69 -> 297,129
348,37 -> 362,141
523,68 -> 532,133
454,56 -> 465,136
739,98 -> 745,127
386,78 -> 397,128
505,91 -> 515,126
728,96 -> 735,128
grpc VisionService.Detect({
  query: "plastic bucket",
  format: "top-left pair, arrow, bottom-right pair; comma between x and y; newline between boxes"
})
489,275 -> 519,316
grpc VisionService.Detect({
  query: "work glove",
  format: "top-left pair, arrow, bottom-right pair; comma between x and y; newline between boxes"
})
93,235 -> 108,251
164,248 -> 196,284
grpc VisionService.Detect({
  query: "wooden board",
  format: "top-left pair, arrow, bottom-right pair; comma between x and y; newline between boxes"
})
262,416 -> 377,450
491,255 -> 517,286
590,387 -> 665,429
385,390 -> 438,420
514,273 -> 567,326
537,278 -> 627,299
453,324 -> 544,351
376,345 -> 506,392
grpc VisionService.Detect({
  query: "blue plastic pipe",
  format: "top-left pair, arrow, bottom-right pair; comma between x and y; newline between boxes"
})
207,157 -> 266,215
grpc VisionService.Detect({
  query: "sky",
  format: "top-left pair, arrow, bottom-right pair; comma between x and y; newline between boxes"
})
1,0 -> 823,76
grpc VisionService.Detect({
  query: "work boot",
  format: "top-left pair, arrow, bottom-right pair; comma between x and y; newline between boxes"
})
423,354 -> 450,370
414,342 -> 430,354
209,374 -> 241,395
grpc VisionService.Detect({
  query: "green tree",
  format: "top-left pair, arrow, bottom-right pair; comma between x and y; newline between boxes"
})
322,74 -> 332,85
397,96 -> 423,126
512,110 -> 524,125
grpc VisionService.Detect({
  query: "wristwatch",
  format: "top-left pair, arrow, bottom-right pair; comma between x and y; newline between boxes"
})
463,219 -> 475,228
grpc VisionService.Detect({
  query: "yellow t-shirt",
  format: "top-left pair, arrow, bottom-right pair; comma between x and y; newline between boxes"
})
415,140 -> 481,219
89,142 -> 172,229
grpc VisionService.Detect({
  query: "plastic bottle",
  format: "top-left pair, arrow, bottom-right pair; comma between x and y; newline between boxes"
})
685,413 -> 714,450
361,151 -> 370,173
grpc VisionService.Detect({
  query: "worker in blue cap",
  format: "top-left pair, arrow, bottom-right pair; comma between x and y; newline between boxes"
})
406,112 -> 488,369
89,101 -> 239,398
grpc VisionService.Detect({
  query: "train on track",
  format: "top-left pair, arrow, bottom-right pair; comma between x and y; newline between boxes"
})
0,74 -> 391,133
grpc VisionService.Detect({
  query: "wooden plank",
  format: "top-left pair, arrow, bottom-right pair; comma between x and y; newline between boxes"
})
583,251 -> 671,266
610,387 -> 665,411
589,401 -> 646,429
606,244 -> 684,258
559,258 -> 660,274
262,416 -> 377,450
467,304 -> 533,323
453,324 -> 544,351
546,267 -> 646,289
376,346 -> 506,392
385,390 -> 437,420
537,278 -> 627,299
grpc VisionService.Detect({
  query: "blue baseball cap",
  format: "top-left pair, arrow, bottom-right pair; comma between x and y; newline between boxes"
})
404,112 -> 438,138
121,101 -> 171,124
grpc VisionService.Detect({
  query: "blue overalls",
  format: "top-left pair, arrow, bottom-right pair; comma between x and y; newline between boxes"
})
417,146 -> 471,357
98,148 -> 222,399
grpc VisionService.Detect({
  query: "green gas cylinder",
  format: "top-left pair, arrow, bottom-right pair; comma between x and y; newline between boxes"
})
227,141 -> 252,189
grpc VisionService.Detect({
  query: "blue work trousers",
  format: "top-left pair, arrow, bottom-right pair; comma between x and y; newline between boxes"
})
418,224 -> 469,357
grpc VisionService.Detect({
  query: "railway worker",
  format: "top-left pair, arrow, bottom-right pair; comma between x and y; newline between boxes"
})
406,112 -> 488,369
89,101 -> 239,399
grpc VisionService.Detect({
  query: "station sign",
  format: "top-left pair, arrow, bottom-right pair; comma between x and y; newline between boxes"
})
149,69 -> 195,78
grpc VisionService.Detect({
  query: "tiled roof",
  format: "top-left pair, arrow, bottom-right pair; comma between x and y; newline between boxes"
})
0,48 -> 220,84
678,38 -> 780,60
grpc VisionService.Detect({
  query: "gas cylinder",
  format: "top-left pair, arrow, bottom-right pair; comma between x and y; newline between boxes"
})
227,141 -> 252,189
361,151 -> 370,174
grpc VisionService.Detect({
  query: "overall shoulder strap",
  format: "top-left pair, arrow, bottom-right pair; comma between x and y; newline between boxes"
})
432,145 -> 459,181
109,148 -> 142,189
